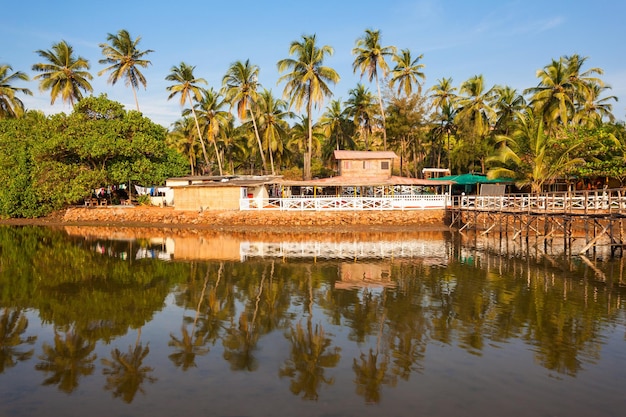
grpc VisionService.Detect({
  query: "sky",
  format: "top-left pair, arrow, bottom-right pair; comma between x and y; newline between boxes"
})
2,0 -> 625,128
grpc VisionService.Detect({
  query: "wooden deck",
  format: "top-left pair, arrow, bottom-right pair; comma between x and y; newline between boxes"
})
448,188 -> 626,256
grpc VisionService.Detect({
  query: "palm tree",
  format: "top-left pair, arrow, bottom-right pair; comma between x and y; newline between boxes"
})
277,34 -> 339,180
0,65 -> 32,118
190,87 -> 231,175
165,62 -> 211,171
32,40 -> 93,106
320,99 -> 355,165
256,89 -> 292,175
491,85 -> 526,136
98,29 -> 154,111
487,111 -> 585,193
344,84 -> 377,150
222,59 -> 267,174
429,102 -> 458,167
429,77 -> 457,111
572,82 -> 617,127
352,29 -> 397,150
389,48 -> 425,97
456,74 -> 496,172
525,54 -> 605,132
167,117 -> 199,175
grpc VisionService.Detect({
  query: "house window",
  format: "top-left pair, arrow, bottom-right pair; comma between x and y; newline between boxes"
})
381,161 -> 389,170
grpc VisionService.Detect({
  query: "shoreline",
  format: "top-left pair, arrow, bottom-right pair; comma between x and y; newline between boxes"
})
0,206 -> 449,233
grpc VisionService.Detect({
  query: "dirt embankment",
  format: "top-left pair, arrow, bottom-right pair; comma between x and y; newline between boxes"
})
1,206 -> 448,232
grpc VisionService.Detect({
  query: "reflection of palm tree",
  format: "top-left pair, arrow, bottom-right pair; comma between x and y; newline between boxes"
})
352,289 -> 396,404
0,308 -> 36,373
35,329 -> 96,393
352,348 -> 393,404
101,342 -> 156,403
222,268 -> 266,371
168,266 -> 216,370
280,320 -> 340,400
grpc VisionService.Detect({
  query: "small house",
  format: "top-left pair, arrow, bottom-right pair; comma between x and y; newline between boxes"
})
334,150 -> 397,179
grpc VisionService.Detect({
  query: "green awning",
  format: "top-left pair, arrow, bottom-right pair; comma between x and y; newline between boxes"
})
431,173 -> 514,185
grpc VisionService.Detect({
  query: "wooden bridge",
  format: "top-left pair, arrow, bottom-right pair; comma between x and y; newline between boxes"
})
448,188 -> 626,255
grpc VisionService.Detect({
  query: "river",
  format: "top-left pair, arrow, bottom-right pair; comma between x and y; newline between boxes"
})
0,225 -> 625,417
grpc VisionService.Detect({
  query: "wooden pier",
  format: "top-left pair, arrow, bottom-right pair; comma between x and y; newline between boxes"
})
448,188 -> 626,256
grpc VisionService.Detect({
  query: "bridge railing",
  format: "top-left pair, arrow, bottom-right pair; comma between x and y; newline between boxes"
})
452,188 -> 626,214
240,194 -> 450,211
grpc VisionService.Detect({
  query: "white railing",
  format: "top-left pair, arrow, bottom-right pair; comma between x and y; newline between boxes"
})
241,194 -> 450,211
454,189 -> 626,213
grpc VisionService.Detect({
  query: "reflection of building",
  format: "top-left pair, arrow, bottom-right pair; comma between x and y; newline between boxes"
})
167,236 -> 243,261
63,227 -> 452,264
335,263 -> 395,290
240,239 -> 450,264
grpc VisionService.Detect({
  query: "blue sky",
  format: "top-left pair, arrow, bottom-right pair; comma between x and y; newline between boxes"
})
2,0 -> 625,127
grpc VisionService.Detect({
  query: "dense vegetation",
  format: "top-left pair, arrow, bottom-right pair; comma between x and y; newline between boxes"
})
1,29 -> 625,217
0,96 -> 187,217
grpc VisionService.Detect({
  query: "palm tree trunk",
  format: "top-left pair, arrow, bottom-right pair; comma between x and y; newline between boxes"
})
305,85 -> 313,180
249,109 -> 267,174
209,133 -> 223,175
188,91 -> 211,172
375,73 -> 387,150
132,84 -> 140,112
267,138 -> 276,175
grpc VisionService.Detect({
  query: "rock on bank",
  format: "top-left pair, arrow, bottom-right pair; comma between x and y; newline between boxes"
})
61,206 -> 446,228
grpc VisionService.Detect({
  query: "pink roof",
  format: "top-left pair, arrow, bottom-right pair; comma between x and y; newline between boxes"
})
278,175 -> 452,187
334,150 -> 398,160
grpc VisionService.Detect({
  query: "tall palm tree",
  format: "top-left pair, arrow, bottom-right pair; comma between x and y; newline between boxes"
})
491,85 -> 526,136
32,40 -> 93,106
456,74 -> 496,172
257,89 -> 292,175
277,34 -> 339,180
344,84 -> 377,150
572,82 -> 617,127
320,99 -> 355,165
98,29 -> 154,111
352,29 -> 397,150
429,102 -> 458,167
190,88 -> 231,175
167,117 -> 199,175
487,110 -> 585,193
165,62 -> 211,171
525,54 -> 604,132
0,65 -> 32,118
429,77 -> 457,111
389,48 -> 425,97
222,59 -> 267,174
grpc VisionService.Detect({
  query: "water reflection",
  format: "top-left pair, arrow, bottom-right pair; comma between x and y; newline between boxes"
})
0,225 -> 625,417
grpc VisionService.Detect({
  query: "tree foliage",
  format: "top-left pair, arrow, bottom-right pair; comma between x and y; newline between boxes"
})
0,95 -> 187,218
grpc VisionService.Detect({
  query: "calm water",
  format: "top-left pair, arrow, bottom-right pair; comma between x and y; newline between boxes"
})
0,225 -> 625,417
